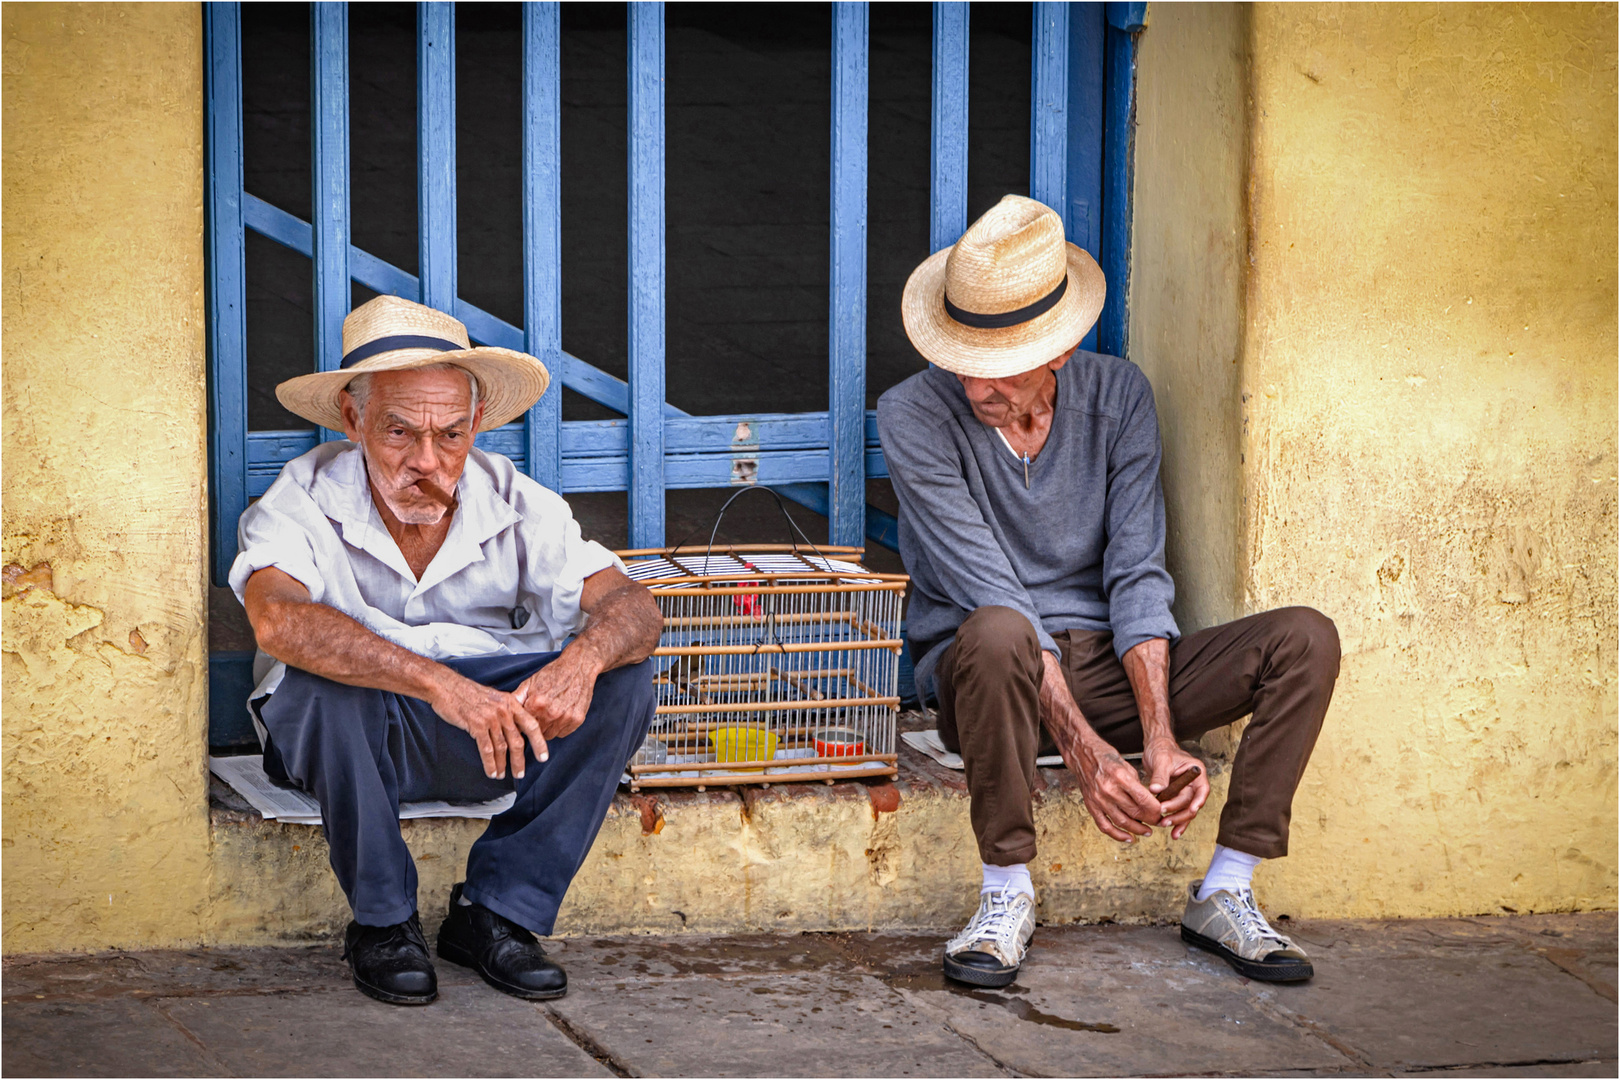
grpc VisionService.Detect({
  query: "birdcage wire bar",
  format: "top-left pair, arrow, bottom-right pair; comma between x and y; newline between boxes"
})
619,544 -> 906,790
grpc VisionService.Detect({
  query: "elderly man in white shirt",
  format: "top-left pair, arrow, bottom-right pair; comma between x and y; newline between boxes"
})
230,295 -> 662,1007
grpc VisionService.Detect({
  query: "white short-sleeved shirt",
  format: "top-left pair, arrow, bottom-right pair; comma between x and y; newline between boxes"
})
229,442 -> 623,728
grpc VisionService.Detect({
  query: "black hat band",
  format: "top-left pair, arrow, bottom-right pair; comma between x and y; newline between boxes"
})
943,275 -> 1068,330
341,334 -> 465,370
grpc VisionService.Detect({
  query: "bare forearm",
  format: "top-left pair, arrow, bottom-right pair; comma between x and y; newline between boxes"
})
257,598 -> 450,701
1121,638 -> 1174,746
1038,651 -> 1108,762
563,582 -> 662,675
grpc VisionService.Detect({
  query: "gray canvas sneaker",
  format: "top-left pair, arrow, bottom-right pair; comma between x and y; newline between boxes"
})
1181,880 -> 1313,982
943,886 -> 1036,988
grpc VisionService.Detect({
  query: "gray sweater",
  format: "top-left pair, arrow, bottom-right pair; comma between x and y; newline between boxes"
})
876,353 -> 1179,701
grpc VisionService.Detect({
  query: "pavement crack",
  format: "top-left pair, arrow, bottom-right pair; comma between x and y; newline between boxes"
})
935,1017 -> 1024,1077
1529,946 -> 1618,1003
544,1005 -> 636,1078
1244,989 -> 1377,1072
1396,1057 -> 1618,1073
145,998 -> 237,1077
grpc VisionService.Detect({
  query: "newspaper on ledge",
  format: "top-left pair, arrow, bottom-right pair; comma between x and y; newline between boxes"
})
209,755 -> 515,825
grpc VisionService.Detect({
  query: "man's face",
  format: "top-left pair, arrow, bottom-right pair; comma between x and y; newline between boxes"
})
956,348 -> 1076,428
340,367 -> 484,525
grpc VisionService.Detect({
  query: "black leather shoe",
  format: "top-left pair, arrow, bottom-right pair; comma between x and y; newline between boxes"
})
341,914 -> 437,1005
437,882 -> 567,1000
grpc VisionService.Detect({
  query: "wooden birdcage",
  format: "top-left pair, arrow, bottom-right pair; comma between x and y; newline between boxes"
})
619,544 -> 908,791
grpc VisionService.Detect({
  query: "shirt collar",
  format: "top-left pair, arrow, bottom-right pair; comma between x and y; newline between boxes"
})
310,445 -> 523,591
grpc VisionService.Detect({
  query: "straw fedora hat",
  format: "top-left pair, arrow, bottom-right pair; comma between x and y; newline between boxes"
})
275,294 -> 550,433
902,194 -> 1106,378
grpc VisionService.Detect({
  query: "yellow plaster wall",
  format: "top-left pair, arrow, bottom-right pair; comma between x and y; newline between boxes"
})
1233,3 -> 1617,916
1128,2 -> 1251,636
2,3 -> 212,951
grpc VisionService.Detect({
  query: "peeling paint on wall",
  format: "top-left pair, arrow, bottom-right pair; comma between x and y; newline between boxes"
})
2,3 -> 212,953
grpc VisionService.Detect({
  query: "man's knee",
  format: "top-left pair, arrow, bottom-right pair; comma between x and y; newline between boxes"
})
262,669 -> 388,770
953,606 -> 1044,678
1269,606 -> 1340,677
594,660 -> 656,722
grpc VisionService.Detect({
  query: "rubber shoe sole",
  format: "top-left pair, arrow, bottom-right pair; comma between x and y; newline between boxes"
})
350,974 -> 436,1006
943,951 -> 1019,989
1181,925 -> 1314,982
437,935 -> 568,1001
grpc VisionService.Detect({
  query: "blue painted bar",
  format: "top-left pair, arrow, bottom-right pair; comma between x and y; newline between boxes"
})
627,2 -> 666,547
247,411 -> 890,496
242,101 -> 905,548
929,2 -> 968,254
311,2 -> 350,444
205,2 -> 248,586
243,192 -> 679,420
1099,1 -> 1145,357
523,2 -> 563,490
1106,1 -> 1148,31
418,2 -> 457,312
1067,3 -> 1106,352
1029,2 -> 1068,213
828,2 -> 868,549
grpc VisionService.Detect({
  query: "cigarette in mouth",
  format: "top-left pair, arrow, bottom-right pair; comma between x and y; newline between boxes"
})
415,479 -> 458,509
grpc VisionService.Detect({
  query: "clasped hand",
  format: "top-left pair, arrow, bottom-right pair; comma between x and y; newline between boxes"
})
1042,652 -> 1209,843
1066,735 -> 1208,843
429,649 -> 600,780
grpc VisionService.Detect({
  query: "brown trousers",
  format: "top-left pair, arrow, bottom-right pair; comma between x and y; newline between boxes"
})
933,605 -> 1339,865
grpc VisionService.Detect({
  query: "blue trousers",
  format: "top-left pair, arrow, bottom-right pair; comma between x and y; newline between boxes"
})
259,652 -> 655,935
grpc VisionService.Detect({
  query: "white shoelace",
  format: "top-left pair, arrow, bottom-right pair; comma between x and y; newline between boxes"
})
960,887 -> 1029,946
1223,889 -> 1287,947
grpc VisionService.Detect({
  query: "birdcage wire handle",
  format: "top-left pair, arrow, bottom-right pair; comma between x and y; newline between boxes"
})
693,486 -> 832,656
662,485 -> 834,571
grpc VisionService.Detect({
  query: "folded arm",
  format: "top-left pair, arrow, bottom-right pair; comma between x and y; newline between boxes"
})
513,566 -> 662,743
244,565 -> 547,782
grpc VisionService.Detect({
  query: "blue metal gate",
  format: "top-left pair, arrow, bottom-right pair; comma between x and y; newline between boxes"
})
204,0 -> 1146,741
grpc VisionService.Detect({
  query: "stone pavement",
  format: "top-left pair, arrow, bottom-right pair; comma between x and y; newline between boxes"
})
4,913 -> 1613,1078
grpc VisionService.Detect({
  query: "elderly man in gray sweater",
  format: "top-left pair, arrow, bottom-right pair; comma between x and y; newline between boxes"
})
878,196 -> 1340,989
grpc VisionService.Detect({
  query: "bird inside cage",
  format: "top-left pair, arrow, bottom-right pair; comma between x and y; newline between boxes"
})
662,642 -> 705,701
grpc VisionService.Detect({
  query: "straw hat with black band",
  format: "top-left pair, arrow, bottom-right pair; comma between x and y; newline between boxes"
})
276,294 -> 550,434
901,194 -> 1106,378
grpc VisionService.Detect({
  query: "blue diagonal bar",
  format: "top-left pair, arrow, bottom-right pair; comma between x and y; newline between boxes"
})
627,2 -> 666,547
829,2 -> 869,549
523,2 -> 563,490
311,2 -> 350,444
930,2 -> 969,254
418,2 -> 457,313
205,1 -> 248,584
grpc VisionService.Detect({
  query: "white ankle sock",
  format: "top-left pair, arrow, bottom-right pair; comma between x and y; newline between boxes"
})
982,862 -> 1033,897
1196,845 -> 1263,901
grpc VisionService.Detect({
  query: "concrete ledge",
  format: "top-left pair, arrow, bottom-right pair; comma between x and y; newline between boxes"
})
206,714 -> 1233,945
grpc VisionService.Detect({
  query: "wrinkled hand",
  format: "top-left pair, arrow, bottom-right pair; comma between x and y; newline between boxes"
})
1141,735 -> 1209,840
514,648 -> 600,743
429,672 -> 545,780
1050,726 -> 1163,843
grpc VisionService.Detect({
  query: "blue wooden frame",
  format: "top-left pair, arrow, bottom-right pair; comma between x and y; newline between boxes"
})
828,4 -> 868,549
627,3 -> 666,548
1098,1 -> 1146,356
311,2 -> 349,445
522,2 -> 563,492
204,1 -> 248,578
418,2 -> 457,313
929,2 -> 969,254
203,0 -> 1142,585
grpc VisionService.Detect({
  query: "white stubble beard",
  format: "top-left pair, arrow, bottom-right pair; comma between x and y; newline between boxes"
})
358,443 -> 450,526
